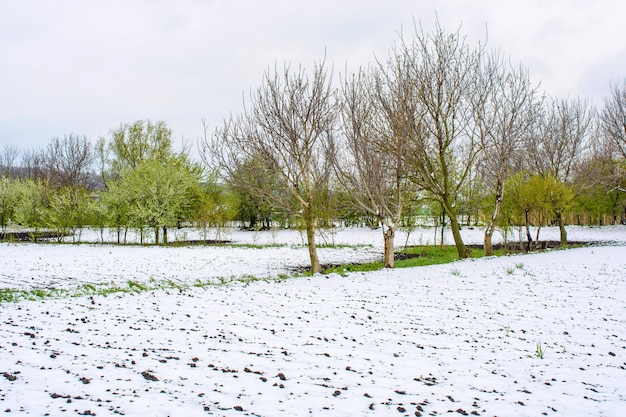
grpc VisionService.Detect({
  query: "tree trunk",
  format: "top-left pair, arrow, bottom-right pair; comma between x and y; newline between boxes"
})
163,226 -> 168,245
383,226 -> 395,268
449,214 -> 469,258
556,211 -> 567,246
524,209 -> 533,252
484,212 -> 498,255
484,184 -> 503,257
304,205 -> 321,274
440,212 -> 445,249
535,225 -> 542,250
484,231 -> 494,257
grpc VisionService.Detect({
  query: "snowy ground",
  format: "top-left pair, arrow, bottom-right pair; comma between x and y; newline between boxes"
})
1,226 -> 625,416
1,225 -> 624,290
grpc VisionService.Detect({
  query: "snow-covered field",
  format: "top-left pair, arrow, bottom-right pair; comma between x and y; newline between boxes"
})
1,225 -> 624,290
1,226 -> 625,416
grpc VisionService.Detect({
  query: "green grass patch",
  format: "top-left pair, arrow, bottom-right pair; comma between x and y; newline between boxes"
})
324,245 -> 501,275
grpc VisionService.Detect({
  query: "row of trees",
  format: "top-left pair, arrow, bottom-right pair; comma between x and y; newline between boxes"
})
1,22 -> 625,272
201,21 -> 625,270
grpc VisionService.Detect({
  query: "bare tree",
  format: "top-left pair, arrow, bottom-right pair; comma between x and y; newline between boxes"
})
44,133 -> 95,188
601,79 -> 626,159
473,54 -> 541,255
526,96 -> 595,244
0,144 -> 20,177
20,147 -> 47,181
335,60 -> 413,267
401,20 -> 487,258
204,58 -> 337,273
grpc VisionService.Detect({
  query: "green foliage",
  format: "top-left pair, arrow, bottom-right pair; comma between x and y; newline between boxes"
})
13,178 -> 52,239
226,154 -> 284,229
48,186 -> 96,242
501,172 -> 574,227
107,120 -> 174,175
107,156 -> 202,243
536,341 -> 548,359
194,171 -> 239,238
0,176 -> 21,233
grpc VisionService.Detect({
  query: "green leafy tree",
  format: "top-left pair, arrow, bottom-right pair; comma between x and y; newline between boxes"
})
195,180 -> 239,243
105,120 -> 174,180
0,176 -> 21,235
13,178 -> 52,241
48,186 -> 96,242
113,156 -> 202,245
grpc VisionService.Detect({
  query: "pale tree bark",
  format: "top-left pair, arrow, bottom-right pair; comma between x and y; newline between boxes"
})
400,20 -> 486,259
473,54 -> 540,256
204,58 -> 337,273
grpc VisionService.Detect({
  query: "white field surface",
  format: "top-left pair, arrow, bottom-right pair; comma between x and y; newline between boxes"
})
0,226 -> 625,416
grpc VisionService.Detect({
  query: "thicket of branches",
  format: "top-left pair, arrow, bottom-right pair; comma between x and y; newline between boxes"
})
1,21 -> 625,269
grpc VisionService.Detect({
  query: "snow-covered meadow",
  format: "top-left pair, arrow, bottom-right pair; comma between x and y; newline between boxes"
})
1,226 -> 625,416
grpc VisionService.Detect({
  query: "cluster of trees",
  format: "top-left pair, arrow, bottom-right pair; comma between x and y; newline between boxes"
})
1,22 -> 625,272
0,122 -> 210,245
201,22 -> 626,270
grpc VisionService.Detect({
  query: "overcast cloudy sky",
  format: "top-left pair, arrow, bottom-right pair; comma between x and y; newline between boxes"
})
1,0 -> 625,152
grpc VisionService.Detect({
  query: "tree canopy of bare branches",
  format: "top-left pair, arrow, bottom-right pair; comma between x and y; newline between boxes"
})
336,57 -> 414,267
601,79 -> 626,160
399,20 -> 487,258
45,133 -> 95,188
204,58 -> 337,273
473,54 -> 541,255
525,96 -> 595,244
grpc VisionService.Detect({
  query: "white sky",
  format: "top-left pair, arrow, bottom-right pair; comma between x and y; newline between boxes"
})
1,0 -> 625,152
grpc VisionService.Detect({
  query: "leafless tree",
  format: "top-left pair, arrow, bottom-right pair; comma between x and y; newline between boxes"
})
401,20 -> 487,258
20,147 -> 47,181
473,54 -> 541,255
526,96 -> 595,244
45,134 -> 95,188
600,79 -> 626,159
1,144 -> 20,177
335,59 -> 413,267
203,58 -> 337,273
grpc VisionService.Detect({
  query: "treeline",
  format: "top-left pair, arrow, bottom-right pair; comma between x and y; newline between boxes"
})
1,21 -> 625,271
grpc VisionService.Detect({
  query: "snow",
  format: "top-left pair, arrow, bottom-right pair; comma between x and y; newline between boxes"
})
1,226 -> 625,416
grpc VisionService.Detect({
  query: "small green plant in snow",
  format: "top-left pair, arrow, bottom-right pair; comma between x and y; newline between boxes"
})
536,341 -> 548,359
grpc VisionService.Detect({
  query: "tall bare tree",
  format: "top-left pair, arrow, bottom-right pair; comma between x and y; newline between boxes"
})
401,20 -> 487,258
473,55 -> 541,255
526,96 -> 595,244
601,79 -> 626,159
1,144 -> 20,177
205,58 -> 337,273
335,61 -> 412,267
44,133 -> 95,188
20,148 -> 47,181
